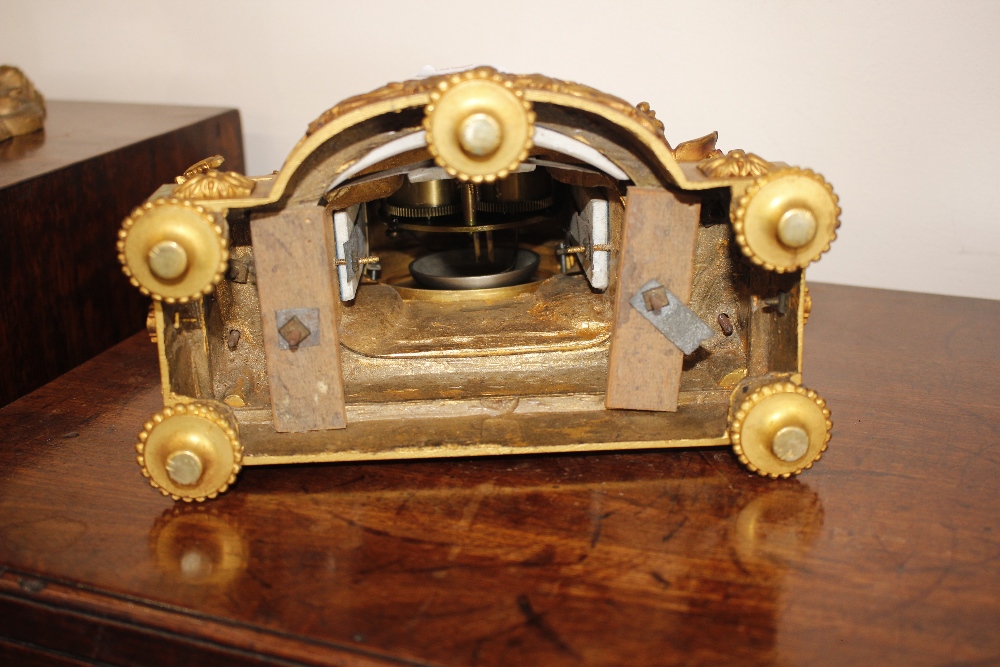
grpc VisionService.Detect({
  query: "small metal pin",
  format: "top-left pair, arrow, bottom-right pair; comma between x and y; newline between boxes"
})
717,313 -> 734,336
363,262 -> 382,281
172,311 -> 199,330
462,182 -> 477,226
556,244 -> 612,256
555,242 -> 571,273
761,292 -> 791,315
335,255 -> 380,267
642,286 -> 670,315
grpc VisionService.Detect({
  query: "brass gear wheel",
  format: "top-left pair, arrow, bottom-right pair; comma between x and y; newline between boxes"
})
117,197 -> 228,303
136,401 -> 243,502
732,168 -> 840,273
729,381 -> 832,478
423,67 -> 535,184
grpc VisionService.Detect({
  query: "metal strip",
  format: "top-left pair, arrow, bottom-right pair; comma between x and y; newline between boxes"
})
628,279 -> 713,355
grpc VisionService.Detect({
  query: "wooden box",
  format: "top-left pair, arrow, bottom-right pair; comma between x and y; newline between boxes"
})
0,101 -> 243,406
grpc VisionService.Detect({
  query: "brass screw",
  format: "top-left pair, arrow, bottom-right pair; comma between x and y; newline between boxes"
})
458,112 -> 503,157
335,255 -> 380,267
148,240 -> 189,280
777,208 -> 818,249
771,425 -> 810,462
558,244 -> 612,255
165,450 -> 204,486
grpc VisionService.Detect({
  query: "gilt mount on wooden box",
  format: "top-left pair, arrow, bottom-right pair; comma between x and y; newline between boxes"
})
0,65 -> 45,143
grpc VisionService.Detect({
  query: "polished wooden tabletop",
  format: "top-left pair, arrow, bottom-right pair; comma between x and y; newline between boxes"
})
0,283 -> 998,666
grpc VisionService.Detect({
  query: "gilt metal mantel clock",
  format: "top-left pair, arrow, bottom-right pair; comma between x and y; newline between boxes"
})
117,67 -> 839,501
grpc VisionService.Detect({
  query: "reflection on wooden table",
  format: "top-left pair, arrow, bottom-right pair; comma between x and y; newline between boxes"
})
0,283 -> 998,666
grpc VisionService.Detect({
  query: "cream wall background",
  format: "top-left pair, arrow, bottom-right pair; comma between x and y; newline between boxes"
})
3,0 -> 998,299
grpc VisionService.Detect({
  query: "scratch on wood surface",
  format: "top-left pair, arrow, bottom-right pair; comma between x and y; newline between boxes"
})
650,571 -> 672,588
449,482 -> 496,560
661,516 -> 688,543
516,594 -> 580,659
590,511 -> 614,549
699,449 -> 736,491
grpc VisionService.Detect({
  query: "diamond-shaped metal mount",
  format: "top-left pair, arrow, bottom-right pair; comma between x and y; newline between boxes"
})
278,316 -> 310,348
275,308 -> 320,350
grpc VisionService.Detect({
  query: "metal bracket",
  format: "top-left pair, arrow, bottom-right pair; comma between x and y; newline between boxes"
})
567,191 -> 610,290
275,308 -> 320,350
342,218 -> 366,285
628,280 -> 713,355
332,204 -> 367,301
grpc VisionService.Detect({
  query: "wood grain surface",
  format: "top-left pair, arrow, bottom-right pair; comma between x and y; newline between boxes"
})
0,283 -> 998,666
251,206 -> 347,432
0,101 -> 244,408
606,187 -> 701,412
